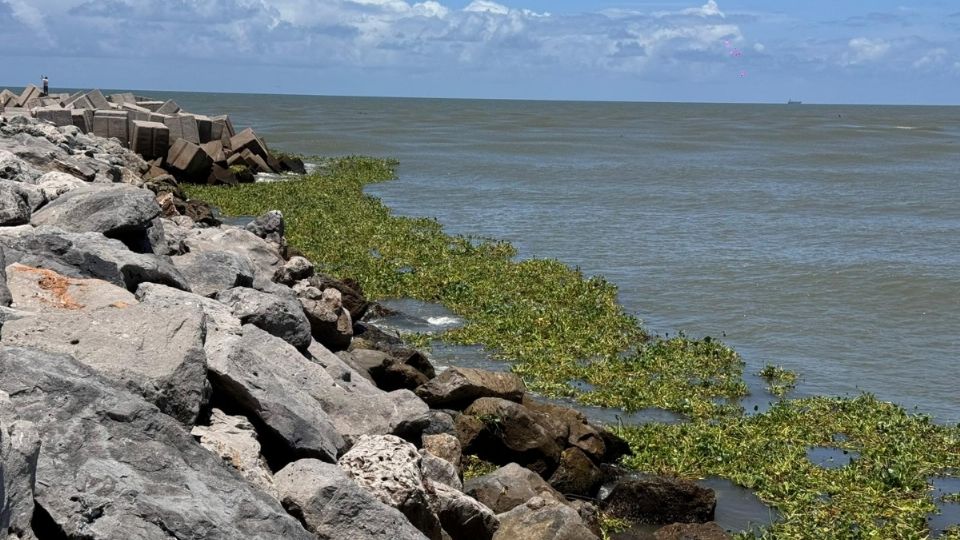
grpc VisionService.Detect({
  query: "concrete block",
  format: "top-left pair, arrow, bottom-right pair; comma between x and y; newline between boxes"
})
194,114 -> 213,143
156,100 -> 181,115
200,140 -> 226,163
240,148 -> 272,173
109,92 -> 137,104
230,128 -> 270,161
166,139 -> 213,181
35,107 -> 73,127
211,115 -> 235,139
70,96 -> 95,110
137,101 -> 166,112
84,89 -> 111,110
92,110 -> 130,145
163,114 -> 199,144
0,89 -> 17,107
71,110 -> 93,133
62,91 -> 85,107
131,120 -> 170,161
16,85 -> 42,107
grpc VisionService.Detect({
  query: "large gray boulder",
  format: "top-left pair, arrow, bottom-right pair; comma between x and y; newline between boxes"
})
0,346 -> 313,539
0,227 -> 189,291
2,265 -> 210,425
31,171 -> 86,202
216,286 -> 312,351
416,367 -> 526,409
338,435 -> 442,540
30,184 -> 160,237
464,463 -> 566,514
0,182 -> 31,226
182,227 -> 284,285
274,459 -> 428,540
171,250 -> 254,297
493,496 -> 599,540
427,480 -> 500,540
0,391 -> 41,539
245,210 -> 285,246
206,324 -> 345,462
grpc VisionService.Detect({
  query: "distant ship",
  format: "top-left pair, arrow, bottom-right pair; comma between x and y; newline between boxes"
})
787,100 -> 802,105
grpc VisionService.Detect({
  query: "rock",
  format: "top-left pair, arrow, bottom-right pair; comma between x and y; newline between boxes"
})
600,428 -> 634,463
216,286 -> 312,350
493,497 -> 599,540
427,480 -> 500,540
0,227 -> 189,292
171,250 -> 253,297
309,274 -> 372,322
30,184 -> 160,239
33,171 -> 86,201
338,434 -> 443,540
653,522 -> 731,540
347,348 -> 433,391
206,324 -> 345,462
463,463 -> 565,514
421,451 -> 462,490
301,287 -> 353,351
0,182 -> 31,226
417,368 -> 526,410
393,410 -> 458,447
0,391 -> 41,539
274,459 -> 428,540
191,409 -> 275,496
522,397 -> 606,462
274,255 -> 314,285
459,398 -> 562,475
600,475 -> 716,525
548,447 -> 603,497
2,266 -> 210,424
182,226 -> 283,284
566,500 -> 603,538
0,346 -> 313,539
246,210 -> 284,246
423,433 -> 463,469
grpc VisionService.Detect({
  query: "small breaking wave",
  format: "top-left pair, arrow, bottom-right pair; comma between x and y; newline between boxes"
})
428,316 -> 461,326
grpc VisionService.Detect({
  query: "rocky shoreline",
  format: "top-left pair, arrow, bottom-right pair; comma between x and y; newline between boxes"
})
0,92 -> 730,540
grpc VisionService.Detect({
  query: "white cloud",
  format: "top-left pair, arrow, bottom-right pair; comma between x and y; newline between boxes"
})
843,37 -> 891,65
682,0 -> 724,18
913,47 -> 947,69
463,1 -> 509,15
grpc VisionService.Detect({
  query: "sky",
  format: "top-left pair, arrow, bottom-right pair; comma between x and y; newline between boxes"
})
1,0 -> 958,104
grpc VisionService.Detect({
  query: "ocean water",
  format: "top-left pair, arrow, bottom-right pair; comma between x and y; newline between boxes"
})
160,92 -> 960,424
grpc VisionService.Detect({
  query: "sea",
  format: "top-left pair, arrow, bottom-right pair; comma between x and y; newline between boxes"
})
157,92 -> 960,425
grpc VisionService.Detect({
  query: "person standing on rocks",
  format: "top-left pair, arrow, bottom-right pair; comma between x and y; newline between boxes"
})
41,75 -> 49,97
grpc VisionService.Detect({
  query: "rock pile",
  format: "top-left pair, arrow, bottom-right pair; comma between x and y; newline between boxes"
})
0,85 -> 306,186
0,112 -> 728,539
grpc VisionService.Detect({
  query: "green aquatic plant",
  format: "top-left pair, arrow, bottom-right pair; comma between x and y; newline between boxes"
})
598,513 -> 631,540
185,156 -> 960,538
461,454 -> 499,480
759,364 -> 798,398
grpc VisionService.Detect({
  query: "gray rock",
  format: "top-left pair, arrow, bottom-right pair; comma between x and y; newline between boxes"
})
0,182 -> 30,226
459,398 -> 563,475
301,287 -> 353,351
183,227 -> 283,284
394,410 -> 458,447
5,261 -> 137,312
246,210 -> 285,245
0,346 -> 312,540
172,250 -> 254,297
0,149 -> 39,183
423,433 -> 463,469
427,480 -> 500,540
0,391 -> 41,539
416,367 -> 526,409
191,409 -> 275,496
0,227 -> 189,291
30,184 -> 160,237
339,435 -> 443,540
464,463 -> 566,514
493,496 -> 599,540
421,451 -> 462,491
2,266 -> 210,424
547,447 -> 603,497
206,324 -> 346,462
31,171 -> 86,202
216,286 -> 312,351
275,458 -> 428,540
274,255 -> 314,285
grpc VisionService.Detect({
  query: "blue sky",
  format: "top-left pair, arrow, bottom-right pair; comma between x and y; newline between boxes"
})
1,0 -> 958,104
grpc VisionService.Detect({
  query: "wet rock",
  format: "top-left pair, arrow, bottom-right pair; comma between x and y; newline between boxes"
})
653,522 -> 731,540
205,324 -> 345,462
417,367 -> 526,410
30,184 -> 160,239
301,287 -> 353,351
0,182 -> 31,226
548,447 -> 603,497
459,398 -> 562,475
493,496 -> 599,540
0,227 -> 189,292
600,475 -> 716,525
339,434 -> 443,540
599,428 -> 634,463
464,463 -> 566,514
274,458 -> 428,540
2,266 -> 209,424
216,286 -> 312,351
0,391 -> 41,539
191,408 -> 275,496
0,346 -> 313,539
423,433 -> 463,469
427,480 -> 500,540
172,249 -> 254,297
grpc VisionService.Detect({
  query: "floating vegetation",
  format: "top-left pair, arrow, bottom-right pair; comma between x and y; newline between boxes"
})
186,157 -> 960,538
